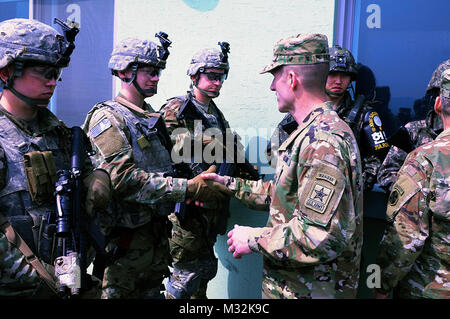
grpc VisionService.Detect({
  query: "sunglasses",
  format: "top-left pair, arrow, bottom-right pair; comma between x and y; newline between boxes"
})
139,68 -> 162,78
203,72 -> 227,82
28,65 -> 63,81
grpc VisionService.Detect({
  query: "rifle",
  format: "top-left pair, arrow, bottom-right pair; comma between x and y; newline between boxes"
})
54,126 -> 104,297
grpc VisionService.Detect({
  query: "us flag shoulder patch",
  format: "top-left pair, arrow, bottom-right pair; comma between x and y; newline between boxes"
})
90,118 -> 112,139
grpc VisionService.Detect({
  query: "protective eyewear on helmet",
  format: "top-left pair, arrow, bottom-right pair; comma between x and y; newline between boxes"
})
203,72 -> 227,82
139,67 -> 162,78
28,65 -> 63,81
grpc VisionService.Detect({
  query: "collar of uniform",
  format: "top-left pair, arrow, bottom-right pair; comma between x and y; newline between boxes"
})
191,95 -> 212,114
0,104 -> 61,135
278,101 -> 333,152
115,95 -> 157,116
436,127 -> 450,139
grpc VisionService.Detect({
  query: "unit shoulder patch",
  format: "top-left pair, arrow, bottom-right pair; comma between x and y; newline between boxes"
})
299,159 -> 346,227
386,170 -> 421,222
305,183 -> 334,214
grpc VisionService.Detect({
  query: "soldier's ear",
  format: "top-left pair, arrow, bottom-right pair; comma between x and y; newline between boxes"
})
287,70 -> 299,90
434,96 -> 442,115
117,65 -> 134,81
0,65 -> 13,83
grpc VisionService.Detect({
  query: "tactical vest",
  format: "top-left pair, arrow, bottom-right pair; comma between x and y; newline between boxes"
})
0,112 -> 71,265
93,101 -> 175,228
171,94 -> 229,176
166,94 -> 232,236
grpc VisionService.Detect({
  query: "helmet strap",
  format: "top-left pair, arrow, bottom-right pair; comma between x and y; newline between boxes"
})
192,74 -> 220,98
193,81 -> 220,98
133,80 -> 157,96
118,63 -> 138,85
7,86 -> 50,110
3,62 -> 50,110
117,64 -> 156,97
326,89 -> 345,97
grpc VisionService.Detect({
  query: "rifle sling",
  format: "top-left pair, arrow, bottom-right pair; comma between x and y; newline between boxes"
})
347,94 -> 365,126
0,212 -> 58,295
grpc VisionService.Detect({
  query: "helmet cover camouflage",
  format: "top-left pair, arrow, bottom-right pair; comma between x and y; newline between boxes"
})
260,33 -> 329,74
187,47 -> 229,76
109,37 -> 168,72
0,18 -> 72,69
441,69 -> 450,99
426,59 -> 450,93
329,45 -> 357,80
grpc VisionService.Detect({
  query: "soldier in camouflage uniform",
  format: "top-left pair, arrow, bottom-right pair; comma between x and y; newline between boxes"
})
82,36 -> 224,299
268,45 -> 389,191
0,18 -> 110,298
374,69 -> 450,299
203,34 -> 364,299
377,59 -> 449,192
160,43 -> 234,299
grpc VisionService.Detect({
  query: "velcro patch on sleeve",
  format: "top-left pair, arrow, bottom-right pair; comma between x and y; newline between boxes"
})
305,183 -> 335,214
89,114 -> 129,158
300,159 -> 346,227
90,117 -> 112,139
386,171 -> 421,222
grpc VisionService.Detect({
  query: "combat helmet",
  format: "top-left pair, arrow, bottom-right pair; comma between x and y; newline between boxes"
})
187,42 -> 230,98
187,42 -> 230,77
109,32 -> 171,96
426,59 -> 450,93
0,18 -> 79,107
329,45 -> 358,80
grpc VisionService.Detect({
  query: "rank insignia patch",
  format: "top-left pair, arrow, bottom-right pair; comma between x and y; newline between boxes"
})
305,183 -> 334,214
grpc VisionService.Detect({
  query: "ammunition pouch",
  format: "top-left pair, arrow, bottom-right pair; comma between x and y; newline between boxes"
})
24,151 -> 58,205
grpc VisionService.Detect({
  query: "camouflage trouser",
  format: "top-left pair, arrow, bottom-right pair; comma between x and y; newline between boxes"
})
166,257 -> 218,299
101,221 -> 171,299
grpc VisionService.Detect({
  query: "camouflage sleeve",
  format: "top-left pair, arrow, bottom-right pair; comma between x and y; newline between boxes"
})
85,106 -> 186,206
376,145 -> 408,192
363,154 -> 380,190
0,231 -> 41,293
160,98 -> 191,148
222,176 -> 273,211
249,139 -> 360,265
375,154 -> 430,294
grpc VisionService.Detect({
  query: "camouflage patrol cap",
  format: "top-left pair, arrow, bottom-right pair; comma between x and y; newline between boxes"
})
0,18 -> 72,68
109,37 -> 167,72
187,48 -> 229,76
441,69 -> 450,98
260,33 -> 329,74
329,45 -> 358,80
426,59 -> 450,93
